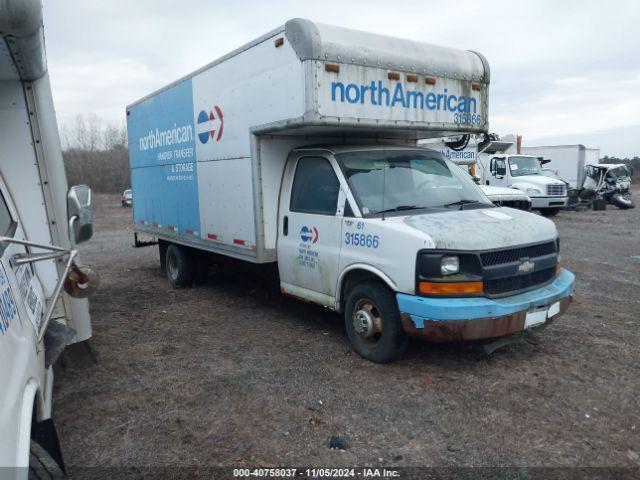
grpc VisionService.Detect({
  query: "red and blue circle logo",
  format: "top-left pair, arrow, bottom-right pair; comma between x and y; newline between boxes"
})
300,226 -> 319,244
197,106 -> 224,144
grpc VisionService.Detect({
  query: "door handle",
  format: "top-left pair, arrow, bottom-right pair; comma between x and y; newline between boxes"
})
283,216 -> 288,236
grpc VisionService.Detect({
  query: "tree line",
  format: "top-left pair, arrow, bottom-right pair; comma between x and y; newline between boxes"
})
62,114 -> 130,193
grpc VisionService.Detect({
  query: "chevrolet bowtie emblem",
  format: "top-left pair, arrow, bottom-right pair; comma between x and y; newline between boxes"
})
518,259 -> 535,273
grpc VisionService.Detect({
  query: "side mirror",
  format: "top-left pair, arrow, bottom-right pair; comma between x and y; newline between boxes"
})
496,166 -> 506,177
472,175 -> 481,185
67,185 -> 93,244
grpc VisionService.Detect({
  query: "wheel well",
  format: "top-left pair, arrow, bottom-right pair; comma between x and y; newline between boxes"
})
339,269 -> 390,311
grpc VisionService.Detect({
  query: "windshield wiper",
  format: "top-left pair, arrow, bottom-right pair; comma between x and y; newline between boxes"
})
376,205 -> 420,214
443,200 -> 483,210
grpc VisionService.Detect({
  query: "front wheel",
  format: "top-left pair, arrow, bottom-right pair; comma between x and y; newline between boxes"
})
344,281 -> 408,363
611,193 -> 635,209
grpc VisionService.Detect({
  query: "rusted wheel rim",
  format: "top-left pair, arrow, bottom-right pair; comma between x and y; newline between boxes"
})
352,297 -> 383,344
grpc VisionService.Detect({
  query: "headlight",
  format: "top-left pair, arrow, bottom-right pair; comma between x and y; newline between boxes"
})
526,188 -> 542,194
440,256 -> 460,275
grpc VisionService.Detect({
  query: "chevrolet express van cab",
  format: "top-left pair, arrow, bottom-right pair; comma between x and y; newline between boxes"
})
128,19 -> 575,363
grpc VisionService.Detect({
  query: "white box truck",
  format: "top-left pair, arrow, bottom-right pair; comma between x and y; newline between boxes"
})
128,19 -> 575,363
521,144 -> 600,188
0,0 -> 97,475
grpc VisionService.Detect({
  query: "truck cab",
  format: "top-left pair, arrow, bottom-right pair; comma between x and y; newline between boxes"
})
484,154 -> 568,215
1,0 -> 96,473
276,144 -> 574,362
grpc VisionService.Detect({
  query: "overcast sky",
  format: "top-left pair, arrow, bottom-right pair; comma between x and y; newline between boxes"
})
42,0 -> 639,157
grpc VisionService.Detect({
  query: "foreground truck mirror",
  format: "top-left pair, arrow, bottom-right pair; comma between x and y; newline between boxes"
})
67,185 -> 93,244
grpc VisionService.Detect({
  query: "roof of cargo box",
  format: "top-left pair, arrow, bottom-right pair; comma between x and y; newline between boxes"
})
0,0 -> 47,81
129,18 -> 489,108
285,19 -> 489,82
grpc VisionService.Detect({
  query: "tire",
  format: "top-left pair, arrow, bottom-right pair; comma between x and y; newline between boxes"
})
344,281 -> 408,363
29,440 -> 65,479
165,244 -> 194,287
611,193 -> 635,209
540,208 -> 560,217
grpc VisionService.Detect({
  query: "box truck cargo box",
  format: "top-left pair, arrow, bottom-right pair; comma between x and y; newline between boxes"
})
128,19 -> 574,363
521,144 -> 600,188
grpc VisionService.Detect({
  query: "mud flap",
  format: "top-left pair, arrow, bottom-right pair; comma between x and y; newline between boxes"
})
31,418 -> 66,474
44,320 -> 76,368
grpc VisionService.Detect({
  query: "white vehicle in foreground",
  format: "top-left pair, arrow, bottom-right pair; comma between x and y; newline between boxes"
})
0,0 -> 96,476
128,19 -> 575,363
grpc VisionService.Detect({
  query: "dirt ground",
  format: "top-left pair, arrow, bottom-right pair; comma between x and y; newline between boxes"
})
53,193 -> 640,472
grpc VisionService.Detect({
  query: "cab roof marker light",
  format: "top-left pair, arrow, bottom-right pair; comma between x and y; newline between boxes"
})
425,76 -> 437,85
388,72 -> 400,81
325,63 -> 340,73
406,74 -> 418,83
471,82 -> 482,91
274,37 -> 284,48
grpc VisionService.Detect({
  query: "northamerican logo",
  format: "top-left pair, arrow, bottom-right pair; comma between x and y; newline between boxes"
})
197,106 -> 224,144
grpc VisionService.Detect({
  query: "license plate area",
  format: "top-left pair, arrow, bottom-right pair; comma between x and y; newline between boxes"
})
524,301 -> 560,329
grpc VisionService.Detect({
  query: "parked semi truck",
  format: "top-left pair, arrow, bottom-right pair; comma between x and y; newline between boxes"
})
0,0 -> 96,476
128,19 -> 575,363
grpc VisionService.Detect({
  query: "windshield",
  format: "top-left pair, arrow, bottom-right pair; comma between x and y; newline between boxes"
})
509,156 -> 543,177
607,166 -> 630,179
337,150 -> 492,216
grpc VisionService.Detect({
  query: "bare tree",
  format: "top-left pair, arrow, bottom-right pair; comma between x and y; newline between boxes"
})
62,114 -> 130,193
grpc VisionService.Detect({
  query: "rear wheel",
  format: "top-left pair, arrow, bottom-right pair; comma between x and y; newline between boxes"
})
344,281 -> 408,363
165,244 -> 194,287
611,193 -> 635,209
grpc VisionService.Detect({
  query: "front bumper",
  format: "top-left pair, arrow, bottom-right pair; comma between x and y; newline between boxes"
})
397,268 -> 575,342
530,196 -> 568,209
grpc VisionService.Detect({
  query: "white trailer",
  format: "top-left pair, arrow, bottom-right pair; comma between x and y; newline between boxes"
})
521,144 -> 601,188
128,19 -> 575,363
0,0 -> 96,475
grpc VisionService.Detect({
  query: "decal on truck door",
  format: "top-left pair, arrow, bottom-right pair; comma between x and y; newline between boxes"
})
0,263 -> 18,335
15,264 -> 44,331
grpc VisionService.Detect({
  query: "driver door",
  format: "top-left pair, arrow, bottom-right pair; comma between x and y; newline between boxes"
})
277,154 -> 346,306
488,157 -> 508,186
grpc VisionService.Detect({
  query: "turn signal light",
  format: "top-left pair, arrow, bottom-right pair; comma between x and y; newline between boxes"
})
556,263 -> 562,276
418,281 -> 483,296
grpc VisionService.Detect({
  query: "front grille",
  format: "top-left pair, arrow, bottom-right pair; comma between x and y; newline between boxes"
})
547,184 -> 566,196
485,267 -> 557,296
480,241 -> 557,267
